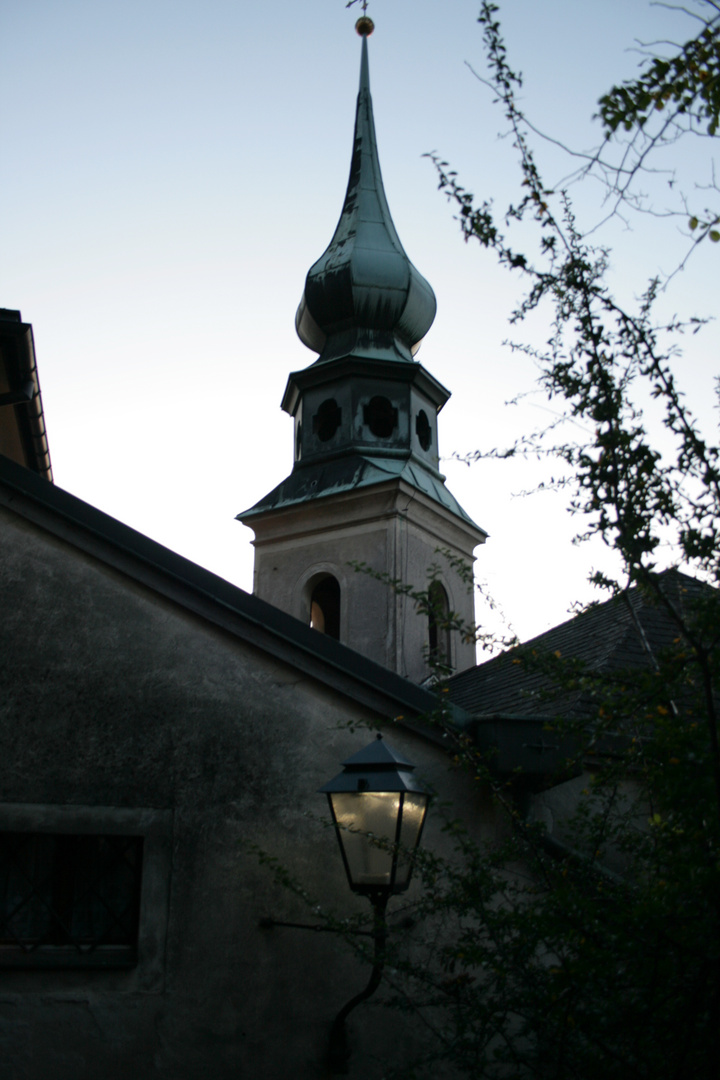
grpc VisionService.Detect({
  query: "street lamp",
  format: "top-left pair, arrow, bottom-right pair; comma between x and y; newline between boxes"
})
319,733 -> 430,1066
320,733 -> 430,902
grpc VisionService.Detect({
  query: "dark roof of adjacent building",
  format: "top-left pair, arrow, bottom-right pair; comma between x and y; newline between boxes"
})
448,569 -> 714,720
0,309 -> 52,481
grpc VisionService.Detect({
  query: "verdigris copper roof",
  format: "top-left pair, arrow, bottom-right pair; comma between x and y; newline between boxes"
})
295,27 -> 436,363
240,21 -> 485,543
241,452 -> 484,529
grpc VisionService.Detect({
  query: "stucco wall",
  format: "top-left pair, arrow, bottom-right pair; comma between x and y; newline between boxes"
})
0,503 -> 491,1079
251,483 -> 480,684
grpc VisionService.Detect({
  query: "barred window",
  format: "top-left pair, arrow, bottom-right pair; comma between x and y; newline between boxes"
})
0,833 -> 143,968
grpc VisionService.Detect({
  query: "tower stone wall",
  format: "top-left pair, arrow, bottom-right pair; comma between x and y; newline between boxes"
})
249,481 -> 480,682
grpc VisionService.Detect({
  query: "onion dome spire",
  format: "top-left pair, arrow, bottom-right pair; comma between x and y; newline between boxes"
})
295,22 -> 436,363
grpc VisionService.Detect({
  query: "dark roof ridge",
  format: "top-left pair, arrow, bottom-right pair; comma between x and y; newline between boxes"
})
0,452 -> 471,735
474,568 -> 706,667
448,569 -> 716,719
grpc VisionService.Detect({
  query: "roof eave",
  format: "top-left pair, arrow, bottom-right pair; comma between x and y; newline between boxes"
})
0,312 -> 52,481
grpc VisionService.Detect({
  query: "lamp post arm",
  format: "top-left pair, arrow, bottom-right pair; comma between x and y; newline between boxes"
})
327,896 -> 388,1069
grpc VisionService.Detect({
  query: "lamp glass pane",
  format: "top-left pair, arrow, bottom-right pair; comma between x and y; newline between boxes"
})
330,792 -> 400,889
394,792 -> 429,888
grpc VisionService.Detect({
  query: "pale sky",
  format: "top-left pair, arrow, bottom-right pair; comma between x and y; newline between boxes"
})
2,0 -> 717,649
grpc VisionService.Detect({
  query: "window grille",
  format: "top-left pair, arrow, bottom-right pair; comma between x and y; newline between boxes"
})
0,833 -> 143,968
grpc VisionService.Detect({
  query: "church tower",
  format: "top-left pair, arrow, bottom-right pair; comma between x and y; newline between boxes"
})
239,19 -> 486,682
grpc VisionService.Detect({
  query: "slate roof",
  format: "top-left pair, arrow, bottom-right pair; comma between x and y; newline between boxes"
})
448,570 -> 715,720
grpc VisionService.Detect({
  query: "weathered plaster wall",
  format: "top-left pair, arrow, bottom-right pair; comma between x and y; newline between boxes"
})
0,504 -> 490,1079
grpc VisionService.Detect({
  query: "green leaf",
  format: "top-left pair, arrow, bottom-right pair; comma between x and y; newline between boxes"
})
710,230 -> 720,242
689,217 -> 699,230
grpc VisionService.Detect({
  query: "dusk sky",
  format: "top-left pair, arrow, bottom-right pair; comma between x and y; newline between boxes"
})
2,0 -> 717,648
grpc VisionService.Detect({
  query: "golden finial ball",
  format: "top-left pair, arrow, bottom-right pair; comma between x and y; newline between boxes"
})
355,16 -> 374,37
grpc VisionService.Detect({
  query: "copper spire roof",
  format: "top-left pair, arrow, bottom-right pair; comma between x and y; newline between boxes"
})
295,28 -> 437,363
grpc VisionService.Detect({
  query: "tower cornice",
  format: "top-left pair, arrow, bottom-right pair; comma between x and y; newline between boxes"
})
281,355 -> 450,418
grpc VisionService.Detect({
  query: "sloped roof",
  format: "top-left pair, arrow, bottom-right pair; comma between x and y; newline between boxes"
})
0,310 -> 52,481
3,451 -> 577,776
448,570 -> 713,719
241,451 -> 485,533
0,451 -> 466,734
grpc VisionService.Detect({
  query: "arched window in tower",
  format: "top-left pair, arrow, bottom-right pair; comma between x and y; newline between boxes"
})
427,581 -> 451,668
310,576 -> 341,640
